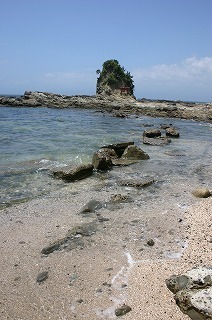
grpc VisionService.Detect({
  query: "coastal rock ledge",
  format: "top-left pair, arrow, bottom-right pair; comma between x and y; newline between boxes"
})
0,91 -> 212,122
166,266 -> 212,320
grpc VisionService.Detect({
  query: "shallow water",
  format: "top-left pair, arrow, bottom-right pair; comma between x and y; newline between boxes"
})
0,106 -> 212,319
0,106 -> 211,208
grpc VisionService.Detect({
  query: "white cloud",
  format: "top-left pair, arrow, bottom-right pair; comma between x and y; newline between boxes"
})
134,56 -> 212,82
133,56 -> 212,100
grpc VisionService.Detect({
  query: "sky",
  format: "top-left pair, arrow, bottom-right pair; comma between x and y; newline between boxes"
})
0,0 -> 212,101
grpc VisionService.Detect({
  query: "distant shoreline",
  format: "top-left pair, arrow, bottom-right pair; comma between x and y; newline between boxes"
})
0,91 -> 211,122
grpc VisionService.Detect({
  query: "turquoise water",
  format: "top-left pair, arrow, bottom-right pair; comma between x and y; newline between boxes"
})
0,106 -> 211,208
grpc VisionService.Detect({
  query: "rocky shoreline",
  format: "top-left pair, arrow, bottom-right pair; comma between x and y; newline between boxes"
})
0,91 -> 212,122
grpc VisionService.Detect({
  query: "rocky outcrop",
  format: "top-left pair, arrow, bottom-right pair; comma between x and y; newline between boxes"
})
0,91 -> 211,122
51,164 -> 93,181
166,266 -> 212,320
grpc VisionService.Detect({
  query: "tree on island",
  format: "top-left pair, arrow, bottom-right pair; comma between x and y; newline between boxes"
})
96,59 -> 134,96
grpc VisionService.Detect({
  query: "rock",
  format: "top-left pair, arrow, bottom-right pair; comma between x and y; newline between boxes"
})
118,177 -> 154,188
121,145 -> 150,160
102,141 -> 134,157
52,164 -> 93,181
166,127 -> 180,138
192,187 -> 211,198
92,142 -> 137,169
143,136 -> 171,146
92,149 -> 113,170
166,266 -> 212,320
36,271 -> 49,283
147,239 -> 155,246
80,200 -> 103,214
143,129 -> 161,138
115,304 -> 132,316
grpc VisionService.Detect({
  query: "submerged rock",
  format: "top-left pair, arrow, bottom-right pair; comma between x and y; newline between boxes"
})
118,177 -> 155,188
41,222 -> 97,255
166,266 -> 212,320
143,136 -> 171,146
79,200 -> 103,214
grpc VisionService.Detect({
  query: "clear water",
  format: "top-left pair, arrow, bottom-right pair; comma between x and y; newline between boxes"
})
0,106 -> 211,208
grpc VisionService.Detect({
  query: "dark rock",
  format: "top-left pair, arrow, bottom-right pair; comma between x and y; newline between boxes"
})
118,177 -> 155,188
115,304 -> 132,316
121,145 -> 150,160
147,239 -> 155,246
143,129 -> 161,138
166,127 -> 180,138
52,164 -> 93,181
166,266 -> 212,320
36,271 -> 49,283
143,136 -> 171,146
101,142 -> 134,157
192,187 -> 211,198
92,149 -> 113,170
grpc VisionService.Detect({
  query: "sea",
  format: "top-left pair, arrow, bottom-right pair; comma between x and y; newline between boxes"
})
0,106 -> 211,209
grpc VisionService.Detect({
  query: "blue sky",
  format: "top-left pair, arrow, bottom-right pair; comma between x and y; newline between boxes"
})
0,0 -> 212,101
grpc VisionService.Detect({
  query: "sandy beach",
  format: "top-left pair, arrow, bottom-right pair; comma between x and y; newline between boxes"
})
0,173 -> 211,320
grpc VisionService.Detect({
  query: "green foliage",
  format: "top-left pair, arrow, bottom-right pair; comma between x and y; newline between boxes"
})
96,59 -> 134,95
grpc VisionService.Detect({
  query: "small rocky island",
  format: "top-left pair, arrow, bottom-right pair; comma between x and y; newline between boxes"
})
0,59 -> 212,122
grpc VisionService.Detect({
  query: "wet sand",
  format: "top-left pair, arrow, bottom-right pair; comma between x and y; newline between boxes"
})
0,174 -> 211,320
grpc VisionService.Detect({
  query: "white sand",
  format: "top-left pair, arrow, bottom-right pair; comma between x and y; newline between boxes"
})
0,184 -> 211,320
